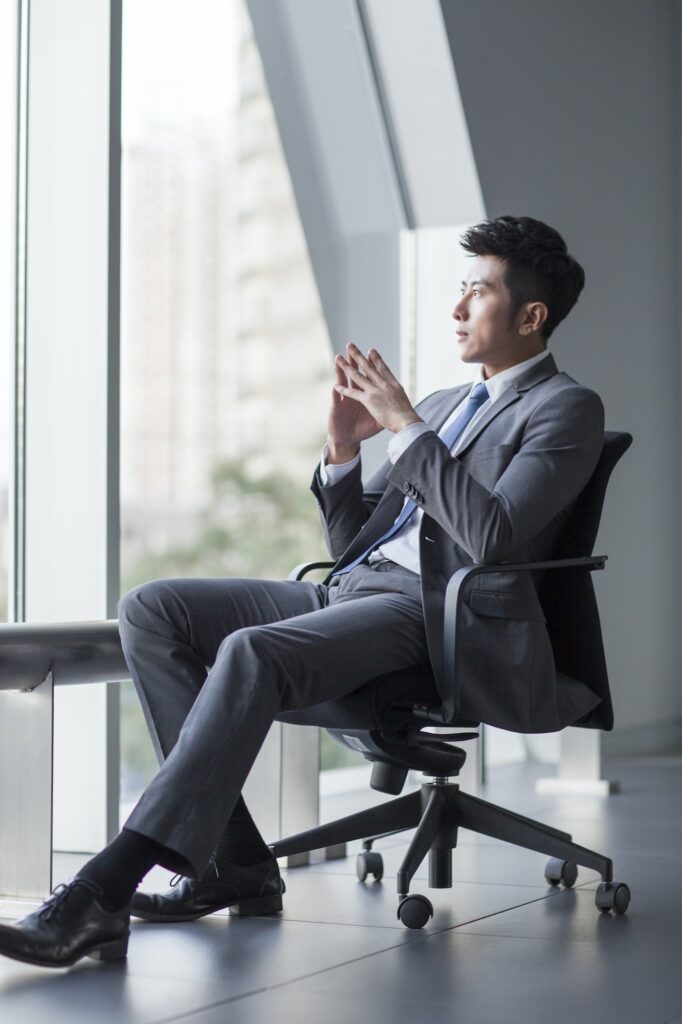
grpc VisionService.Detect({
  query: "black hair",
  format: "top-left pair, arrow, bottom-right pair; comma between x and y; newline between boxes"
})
459,215 -> 585,341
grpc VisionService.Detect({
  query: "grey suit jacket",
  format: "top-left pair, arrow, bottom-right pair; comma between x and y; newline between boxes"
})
310,353 -> 606,733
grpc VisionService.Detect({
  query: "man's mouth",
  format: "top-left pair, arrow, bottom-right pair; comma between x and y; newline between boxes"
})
456,331 -> 468,340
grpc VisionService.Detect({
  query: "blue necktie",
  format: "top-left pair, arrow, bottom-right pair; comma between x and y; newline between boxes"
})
334,381 -> 490,576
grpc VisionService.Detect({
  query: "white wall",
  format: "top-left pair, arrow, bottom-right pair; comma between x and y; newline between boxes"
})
441,0 -> 681,752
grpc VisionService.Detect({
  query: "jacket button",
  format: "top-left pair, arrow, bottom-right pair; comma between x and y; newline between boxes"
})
403,483 -> 410,493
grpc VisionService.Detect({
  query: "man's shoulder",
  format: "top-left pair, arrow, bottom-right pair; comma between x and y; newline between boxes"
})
512,352 -> 599,402
519,371 -> 605,446
528,368 -> 604,411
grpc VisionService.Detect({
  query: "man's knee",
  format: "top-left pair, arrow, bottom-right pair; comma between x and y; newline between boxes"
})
215,626 -> 290,695
117,579 -> 175,632
216,625 -> 269,662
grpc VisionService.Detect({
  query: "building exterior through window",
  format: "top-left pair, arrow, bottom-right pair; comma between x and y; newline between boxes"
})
119,0 -> 362,813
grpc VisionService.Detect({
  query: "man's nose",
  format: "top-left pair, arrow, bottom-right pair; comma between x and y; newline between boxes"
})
452,299 -> 467,321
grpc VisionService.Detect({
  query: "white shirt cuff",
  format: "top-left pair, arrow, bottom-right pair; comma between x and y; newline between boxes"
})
387,422 -> 433,464
319,444 -> 361,486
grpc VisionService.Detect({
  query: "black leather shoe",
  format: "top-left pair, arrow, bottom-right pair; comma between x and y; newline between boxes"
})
0,878 -> 130,968
131,855 -> 286,922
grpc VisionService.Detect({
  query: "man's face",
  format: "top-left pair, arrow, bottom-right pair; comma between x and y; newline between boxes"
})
452,255 -> 525,371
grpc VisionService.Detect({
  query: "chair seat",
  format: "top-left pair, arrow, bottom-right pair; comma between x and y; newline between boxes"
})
276,668 -> 443,731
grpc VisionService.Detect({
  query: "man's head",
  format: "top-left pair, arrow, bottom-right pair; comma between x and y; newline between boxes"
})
453,215 -> 585,375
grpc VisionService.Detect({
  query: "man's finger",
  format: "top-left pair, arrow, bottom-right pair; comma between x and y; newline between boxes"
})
336,354 -> 361,391
338,357 -> 371,390
368,348 -> 398,383
348,343 -> 383,384
367,348 -> 390,381
334,383 -> 366,403
332,362 -> 346,403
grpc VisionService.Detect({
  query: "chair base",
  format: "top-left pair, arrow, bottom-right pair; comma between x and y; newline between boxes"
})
270,778 -> 617,902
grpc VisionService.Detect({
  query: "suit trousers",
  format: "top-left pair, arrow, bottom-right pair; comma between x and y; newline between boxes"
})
119,560 -> 430,878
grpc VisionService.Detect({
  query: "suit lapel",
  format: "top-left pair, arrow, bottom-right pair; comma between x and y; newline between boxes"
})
455,354 -> 558,457
454,387 -> 521,456
429,384 -> 470,433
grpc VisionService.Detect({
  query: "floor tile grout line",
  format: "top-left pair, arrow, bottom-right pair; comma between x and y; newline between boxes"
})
297,868 -> 579,889
425,927 -> 682,952
246,916 -> 409,932
144,888 -> 570,1024
233,882 -> 569,932
143,932 -> 431,1024
414,886 -> 572,941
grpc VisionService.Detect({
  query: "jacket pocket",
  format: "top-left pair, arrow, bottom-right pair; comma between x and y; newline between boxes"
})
466,589 -> 546,622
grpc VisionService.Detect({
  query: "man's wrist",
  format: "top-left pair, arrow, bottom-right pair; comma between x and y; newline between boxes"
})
326,439 -> 361,465
392,414 -> 423,434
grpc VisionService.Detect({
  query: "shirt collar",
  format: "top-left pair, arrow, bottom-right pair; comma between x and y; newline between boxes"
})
472,349 -> 551,404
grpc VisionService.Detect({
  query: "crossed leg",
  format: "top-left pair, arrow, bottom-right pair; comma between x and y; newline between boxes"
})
0,566 -> 431,968
119,566 -> 429,877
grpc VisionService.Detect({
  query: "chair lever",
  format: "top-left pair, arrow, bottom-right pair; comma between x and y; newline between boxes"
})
407,730 -> 479,744
411,705 -> 449,723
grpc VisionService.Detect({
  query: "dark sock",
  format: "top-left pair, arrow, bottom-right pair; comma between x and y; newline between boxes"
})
213,796 -> 273,868
77,828 -> 169,911
78,799 -> 271,908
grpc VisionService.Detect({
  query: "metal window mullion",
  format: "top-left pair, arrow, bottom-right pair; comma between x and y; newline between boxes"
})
105,0 -> 123,841
11,0 -> 30,627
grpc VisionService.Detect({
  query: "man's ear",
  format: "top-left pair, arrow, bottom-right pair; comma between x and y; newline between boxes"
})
518,302 -> 548,336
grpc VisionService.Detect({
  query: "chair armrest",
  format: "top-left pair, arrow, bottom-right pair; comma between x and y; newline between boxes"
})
417,555 -> 607,724
288,561 -> 336,581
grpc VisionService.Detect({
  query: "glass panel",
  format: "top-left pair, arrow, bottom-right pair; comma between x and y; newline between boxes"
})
0,3 -> 17,625
119,0 -> 361,817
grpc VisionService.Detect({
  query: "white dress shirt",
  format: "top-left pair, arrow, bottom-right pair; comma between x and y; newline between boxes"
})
319,350 -> 551,576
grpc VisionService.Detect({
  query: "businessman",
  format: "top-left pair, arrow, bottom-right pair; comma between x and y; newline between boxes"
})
0,215 -> 604,967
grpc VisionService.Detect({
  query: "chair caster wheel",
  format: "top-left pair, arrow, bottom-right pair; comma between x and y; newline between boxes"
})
397,894 -> 433,929
544,858 -> 578,888
595,882 -> 630,915
356,851 -> 384,882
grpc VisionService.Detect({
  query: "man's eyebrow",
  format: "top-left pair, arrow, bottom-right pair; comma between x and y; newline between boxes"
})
461,278 -> 495,289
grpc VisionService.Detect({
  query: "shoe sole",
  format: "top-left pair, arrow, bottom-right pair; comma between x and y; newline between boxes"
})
132,891 -> 284,923
0,932 -> 129,969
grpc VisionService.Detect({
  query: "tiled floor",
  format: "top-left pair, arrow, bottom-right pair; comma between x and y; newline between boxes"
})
1,756 -> 681,1024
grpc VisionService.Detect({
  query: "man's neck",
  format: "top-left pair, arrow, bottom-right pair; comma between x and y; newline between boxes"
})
482,346 -> 547,379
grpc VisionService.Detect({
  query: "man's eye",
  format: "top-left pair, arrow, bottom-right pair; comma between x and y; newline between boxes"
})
472,289 -> 480,296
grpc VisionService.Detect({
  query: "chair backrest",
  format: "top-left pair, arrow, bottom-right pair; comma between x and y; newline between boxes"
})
538,431 -> 632,730
279,432 -> 633,739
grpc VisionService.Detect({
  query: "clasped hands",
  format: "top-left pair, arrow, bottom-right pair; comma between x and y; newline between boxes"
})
328,344 -> 422,459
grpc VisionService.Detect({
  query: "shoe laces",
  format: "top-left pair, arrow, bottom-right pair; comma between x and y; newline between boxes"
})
169,854 -> 220,889
37,877 -> 103,921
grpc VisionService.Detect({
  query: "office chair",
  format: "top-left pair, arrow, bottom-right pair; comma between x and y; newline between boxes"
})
271,431 -> 633,929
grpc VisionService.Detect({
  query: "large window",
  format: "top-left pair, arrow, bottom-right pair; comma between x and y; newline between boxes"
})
119,0 -> 359,814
